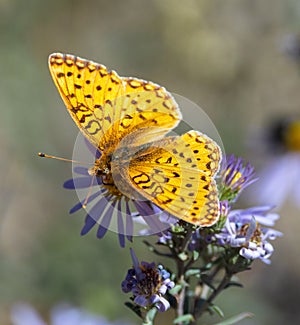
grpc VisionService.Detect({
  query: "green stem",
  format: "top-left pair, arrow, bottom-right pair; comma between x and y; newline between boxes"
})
176,274 -> 186,321
174,224 -> 195,325
194,270 -> 233,319
143,240 -> 173,258
142,307 -> 157,325
142,319 -> 153,325
180,224 -> 194,252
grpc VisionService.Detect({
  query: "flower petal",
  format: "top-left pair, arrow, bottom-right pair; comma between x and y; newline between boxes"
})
130,248 -> 141,279
69,190 -> 104,214
84,137 -> 101,159
134,295 -> 148,308
125,200 -> 134,241
81,215 -> 97,235
149,294 -> 160,304
80,196 -> 111,235
63,176 -> 102,189
155,297 -> 170,312
96,201 -> 116,238
134,201 -> 165,234
73,166 -> 90,176
117,200 -> 125,248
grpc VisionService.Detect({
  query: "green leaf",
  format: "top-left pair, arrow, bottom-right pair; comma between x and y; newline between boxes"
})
193,250 -> 199,260
124,302 -> 142,319
178,252 -> 188,261
169,284 -> 183,295
209,304 -> 224,318
214,312 -> 254,325
173,314 -> 195,324
185,269 -> 201,278
145,307 -> 157,322
173,224 -> 186,233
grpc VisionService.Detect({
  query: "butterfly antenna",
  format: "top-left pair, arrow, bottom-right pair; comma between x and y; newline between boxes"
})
38,152 -> 94,166
39,152 -> 100,209
82,173 -> 97,209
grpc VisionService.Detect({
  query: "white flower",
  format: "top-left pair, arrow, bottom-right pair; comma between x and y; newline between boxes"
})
250,153 -> 300,209
11,303 -> 132,325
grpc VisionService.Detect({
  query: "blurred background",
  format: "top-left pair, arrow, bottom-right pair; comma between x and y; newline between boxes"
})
1,0 -> 300,324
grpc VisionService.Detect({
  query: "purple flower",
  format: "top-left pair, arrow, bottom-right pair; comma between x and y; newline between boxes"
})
219,155 -> 258,202
215,206 -> 282,264
188,229 -> 211,252
251,153 -> 300,208
11,303 -> 131,325
65,139 -> 175,247
156,230 -> 173,245
121,249 -> 175,312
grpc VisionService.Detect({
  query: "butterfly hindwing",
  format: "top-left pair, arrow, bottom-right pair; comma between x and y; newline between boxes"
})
180,131 -> 221,177
115,131 -> 221,226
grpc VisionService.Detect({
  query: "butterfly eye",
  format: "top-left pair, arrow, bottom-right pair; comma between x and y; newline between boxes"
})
93,167 -> 103,175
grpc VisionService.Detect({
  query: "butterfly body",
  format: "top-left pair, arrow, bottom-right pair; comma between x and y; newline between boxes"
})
49,53 -> 222,226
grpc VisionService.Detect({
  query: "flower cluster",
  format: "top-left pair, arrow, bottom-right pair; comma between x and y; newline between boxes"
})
217,156 -> 282,264
63,148 -> 283,324
121,249 -> 174,313
188,156 -> 282,264
215,205 -> 282,264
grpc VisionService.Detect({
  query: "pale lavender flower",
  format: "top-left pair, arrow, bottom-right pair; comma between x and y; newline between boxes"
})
156,230 -> 173,245
121,249 -> 174,312
249,117 -> 300,208
11,304 -> 46,325
282,33 -> 300,61
250,153 -> 300,208
215,206 -> 282,264
11,303 -> 131,325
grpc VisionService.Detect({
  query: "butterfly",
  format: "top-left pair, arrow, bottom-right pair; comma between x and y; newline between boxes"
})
48,53 -> 221,227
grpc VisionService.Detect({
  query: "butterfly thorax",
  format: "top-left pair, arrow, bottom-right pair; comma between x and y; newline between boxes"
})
88,153 -> 123,197
88,146 -> 157,200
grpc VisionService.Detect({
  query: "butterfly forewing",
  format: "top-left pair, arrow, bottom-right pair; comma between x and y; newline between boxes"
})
49,53 -> 181,153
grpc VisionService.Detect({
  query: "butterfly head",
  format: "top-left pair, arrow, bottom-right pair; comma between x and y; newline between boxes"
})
87,154 -> 127,198
88,155 -> 112,177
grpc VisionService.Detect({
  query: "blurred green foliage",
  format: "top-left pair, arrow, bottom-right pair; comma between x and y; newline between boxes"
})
1,0 -> 300,324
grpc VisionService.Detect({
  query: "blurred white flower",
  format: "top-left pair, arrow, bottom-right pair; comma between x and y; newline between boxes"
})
249,117 -> 300,209
250,153 -> 300,208
11,303 -> 132,325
